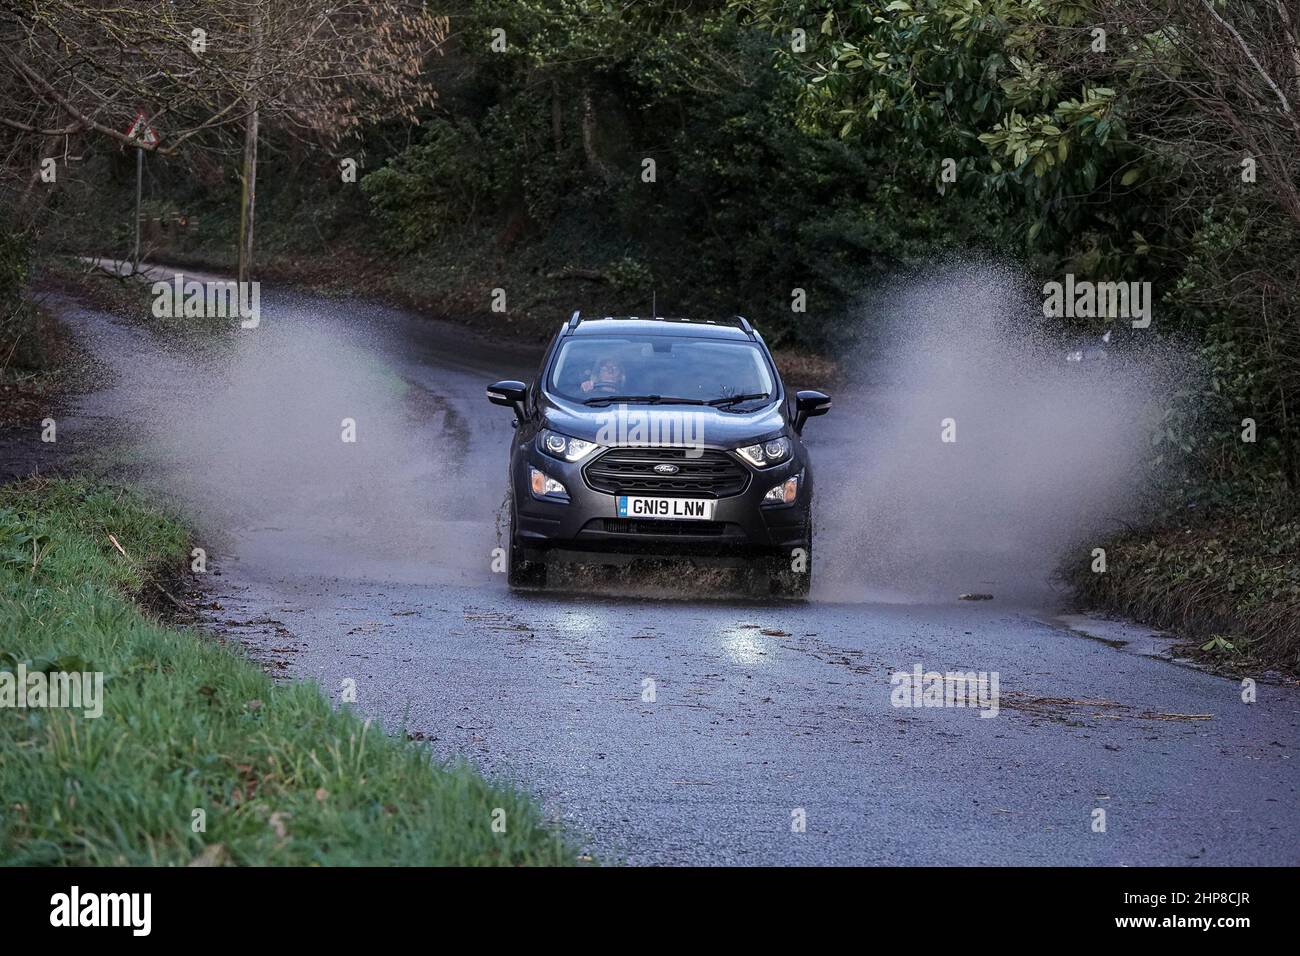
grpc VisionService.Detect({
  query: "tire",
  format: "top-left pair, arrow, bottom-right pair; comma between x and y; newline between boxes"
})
766,539 -> 811,600
506,502 -> 547,588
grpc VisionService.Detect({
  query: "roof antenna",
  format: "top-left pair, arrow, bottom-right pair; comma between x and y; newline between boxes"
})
652,288 -> 657,320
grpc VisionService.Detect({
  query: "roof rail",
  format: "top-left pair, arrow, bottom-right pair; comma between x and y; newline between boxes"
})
567,310 -> 582,332
734,315 -> 756,338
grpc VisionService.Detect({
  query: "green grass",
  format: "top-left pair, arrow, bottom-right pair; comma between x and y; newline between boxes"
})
0,478 -> 578,865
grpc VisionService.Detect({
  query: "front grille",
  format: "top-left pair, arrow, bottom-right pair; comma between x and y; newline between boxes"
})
584,448 -> 749,497
598,518 -> 726,536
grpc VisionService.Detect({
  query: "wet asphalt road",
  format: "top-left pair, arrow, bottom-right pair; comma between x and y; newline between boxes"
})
37,265 -> 1300,865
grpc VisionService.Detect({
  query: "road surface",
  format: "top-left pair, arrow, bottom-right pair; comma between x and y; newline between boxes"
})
30,263 -> 1300,865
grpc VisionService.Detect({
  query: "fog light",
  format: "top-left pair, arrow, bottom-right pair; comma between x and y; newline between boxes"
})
529,466 -> 568,500
763,476 -> 798,505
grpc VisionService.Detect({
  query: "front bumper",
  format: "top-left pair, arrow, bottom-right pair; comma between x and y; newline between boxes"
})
513,445 -> 811,559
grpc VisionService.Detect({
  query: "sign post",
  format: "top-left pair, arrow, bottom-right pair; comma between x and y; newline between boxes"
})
124,111 -> 159,276
134,146 -> 142,275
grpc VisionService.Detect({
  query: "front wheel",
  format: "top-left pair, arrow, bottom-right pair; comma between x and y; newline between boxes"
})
765,540 -> 811,600
507,503 -> 547,588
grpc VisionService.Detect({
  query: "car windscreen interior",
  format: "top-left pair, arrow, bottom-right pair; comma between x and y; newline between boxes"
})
549,335 -> 775,403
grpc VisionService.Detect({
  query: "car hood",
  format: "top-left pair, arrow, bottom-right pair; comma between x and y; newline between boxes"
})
542,395 -> 788,449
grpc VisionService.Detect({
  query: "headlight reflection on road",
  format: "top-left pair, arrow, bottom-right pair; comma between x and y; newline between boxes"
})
557,608 -> 611,642
720,628 -> 773,667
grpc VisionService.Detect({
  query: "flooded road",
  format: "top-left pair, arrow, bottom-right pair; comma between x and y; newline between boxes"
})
32,263 -> 1300,865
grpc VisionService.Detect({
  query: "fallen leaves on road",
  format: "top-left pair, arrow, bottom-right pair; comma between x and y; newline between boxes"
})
999,692 -> 1212,723
463,609 -> 533,631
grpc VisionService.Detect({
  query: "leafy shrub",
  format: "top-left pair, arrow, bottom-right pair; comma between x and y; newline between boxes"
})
362,119 -> 498,251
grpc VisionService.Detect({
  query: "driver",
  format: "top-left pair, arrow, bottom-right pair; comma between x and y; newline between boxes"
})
580,355 -> 626,393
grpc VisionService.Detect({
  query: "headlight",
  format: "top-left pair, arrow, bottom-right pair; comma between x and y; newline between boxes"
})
736,437 -> 791,468
539,429 -> 599,462
529,466 -> 568,500
763,476 -> 799,505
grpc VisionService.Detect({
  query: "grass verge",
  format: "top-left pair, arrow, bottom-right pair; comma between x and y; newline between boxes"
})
1,297 -> 91,430
36,255 -> 238,342
0,477 -> 578,865
1063,487 -> 1300,677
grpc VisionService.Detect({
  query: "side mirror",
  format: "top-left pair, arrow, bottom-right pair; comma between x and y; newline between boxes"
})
487,380 -> 528,420
794,389 -> 831,433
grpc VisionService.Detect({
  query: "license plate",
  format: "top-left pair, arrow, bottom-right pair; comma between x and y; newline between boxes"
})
617,495 -> 715,520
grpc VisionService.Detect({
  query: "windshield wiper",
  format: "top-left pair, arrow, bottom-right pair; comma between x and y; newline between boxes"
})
582,394 -> 706,406
707,392 -> 770,408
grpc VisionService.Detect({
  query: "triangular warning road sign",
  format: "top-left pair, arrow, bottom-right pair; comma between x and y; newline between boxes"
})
124,110 -> 159,147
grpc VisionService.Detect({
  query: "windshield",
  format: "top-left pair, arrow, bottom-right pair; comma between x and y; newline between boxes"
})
548,334 -> 776,405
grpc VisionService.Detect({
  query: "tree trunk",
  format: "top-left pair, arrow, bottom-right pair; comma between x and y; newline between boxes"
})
580,87 -> 605,179
237,7 -> 262,285
552,81 -> 563,157
237,105 -> 258,284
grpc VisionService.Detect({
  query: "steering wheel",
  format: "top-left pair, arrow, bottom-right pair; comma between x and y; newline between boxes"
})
591,380 -> 619,394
